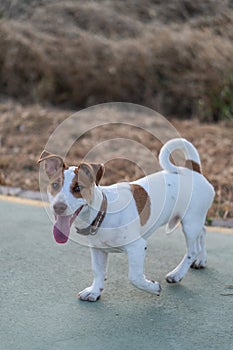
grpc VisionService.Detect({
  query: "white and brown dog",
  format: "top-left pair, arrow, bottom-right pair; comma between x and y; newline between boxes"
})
38,138 -> 215,301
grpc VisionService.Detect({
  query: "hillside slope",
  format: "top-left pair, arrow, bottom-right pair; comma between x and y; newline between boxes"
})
0,0 -> 233,120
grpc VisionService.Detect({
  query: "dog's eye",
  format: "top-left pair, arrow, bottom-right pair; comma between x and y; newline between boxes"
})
73,184 -> 83,193
52,182 -> 59,190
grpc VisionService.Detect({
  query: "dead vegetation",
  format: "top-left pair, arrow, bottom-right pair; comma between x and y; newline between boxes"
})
0,100 -> 232,219
0,0 -> 233,120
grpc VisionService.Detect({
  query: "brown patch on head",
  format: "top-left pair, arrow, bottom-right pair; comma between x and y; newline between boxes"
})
70,162 -> 105,203
71,163 -> 95,202
70,162 -> 105,201
131,184 -> 151,226
48,173 -> 64,196
71,167 -> 86,199
185,160 -> 202,174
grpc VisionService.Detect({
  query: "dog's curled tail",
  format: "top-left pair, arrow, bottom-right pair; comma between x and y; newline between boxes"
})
159,138 -> 202,174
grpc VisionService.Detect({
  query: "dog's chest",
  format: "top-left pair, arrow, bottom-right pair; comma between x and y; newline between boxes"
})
86,183 -> 142,249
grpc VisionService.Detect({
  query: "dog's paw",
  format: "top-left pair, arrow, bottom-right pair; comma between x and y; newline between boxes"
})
166,273 -> 183,284
150,281 -> 162,295
130,277 -> 162,295
77,287 -> 102,302
190,257 -> 207,269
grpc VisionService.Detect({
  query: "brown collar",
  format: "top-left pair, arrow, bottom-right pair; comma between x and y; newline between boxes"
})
75,191 -> 107,236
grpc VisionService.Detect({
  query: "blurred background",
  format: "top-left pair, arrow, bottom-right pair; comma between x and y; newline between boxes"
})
0,0 -> 232,219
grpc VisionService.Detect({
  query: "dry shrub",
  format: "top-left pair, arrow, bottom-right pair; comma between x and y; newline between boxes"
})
143,26 -> 233,120
150,0 -> 227,23
0,21 -> 54,100
0,0 -> 233,120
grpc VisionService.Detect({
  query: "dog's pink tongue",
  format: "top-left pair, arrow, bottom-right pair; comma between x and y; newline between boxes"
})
53,215 -> 72,244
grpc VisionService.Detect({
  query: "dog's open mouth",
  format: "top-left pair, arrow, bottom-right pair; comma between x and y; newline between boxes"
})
53,205 -> 84,244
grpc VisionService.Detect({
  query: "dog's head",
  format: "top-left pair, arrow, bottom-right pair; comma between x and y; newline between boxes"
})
38,151 -> 104,243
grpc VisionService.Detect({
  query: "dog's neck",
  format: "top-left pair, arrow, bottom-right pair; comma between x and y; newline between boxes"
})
77,186 -> 104,229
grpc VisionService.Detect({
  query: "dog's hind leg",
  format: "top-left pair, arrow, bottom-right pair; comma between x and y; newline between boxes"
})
166,219 -> 204,283
190,227 -> 207,269
78,248 -> 108,302
126,238 -> 161,295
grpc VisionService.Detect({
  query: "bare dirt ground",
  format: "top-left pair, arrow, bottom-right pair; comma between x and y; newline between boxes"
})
0,100 -> 232,220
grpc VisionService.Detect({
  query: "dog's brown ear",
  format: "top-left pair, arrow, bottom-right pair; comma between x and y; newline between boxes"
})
37,150 -> 67,178
77,162 -> 105,186
90,163 -> 105,185
77,163 -> 95,185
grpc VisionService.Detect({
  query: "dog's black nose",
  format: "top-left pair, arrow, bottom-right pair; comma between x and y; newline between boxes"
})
53,202 -> 67,215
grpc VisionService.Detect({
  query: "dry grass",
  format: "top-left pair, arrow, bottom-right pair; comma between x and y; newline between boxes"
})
0,0 -> 233,120
0,100 -> 232,219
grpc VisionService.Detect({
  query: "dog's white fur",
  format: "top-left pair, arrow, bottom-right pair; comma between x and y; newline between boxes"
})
39,138 -> 215,301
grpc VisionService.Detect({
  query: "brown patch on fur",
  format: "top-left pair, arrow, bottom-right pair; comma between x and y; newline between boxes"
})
38,156 -> 68,197
49,172 -> 64,196
48,163 -> 68,197
70,162 -> 105,202
169,154 -> 202,174
71,166 -> 93,202
70,169 -> 83,199
185,160 -> 202,174
131,184 -> 151,226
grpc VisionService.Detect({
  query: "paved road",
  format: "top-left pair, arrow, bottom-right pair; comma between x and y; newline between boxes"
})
1,196 -> 233,350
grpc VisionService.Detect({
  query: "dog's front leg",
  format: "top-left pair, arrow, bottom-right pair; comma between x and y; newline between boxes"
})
78,248 -> 108,302
126,238 -> 161,296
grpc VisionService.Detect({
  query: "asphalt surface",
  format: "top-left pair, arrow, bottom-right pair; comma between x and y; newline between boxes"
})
1,196 -> 233,350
